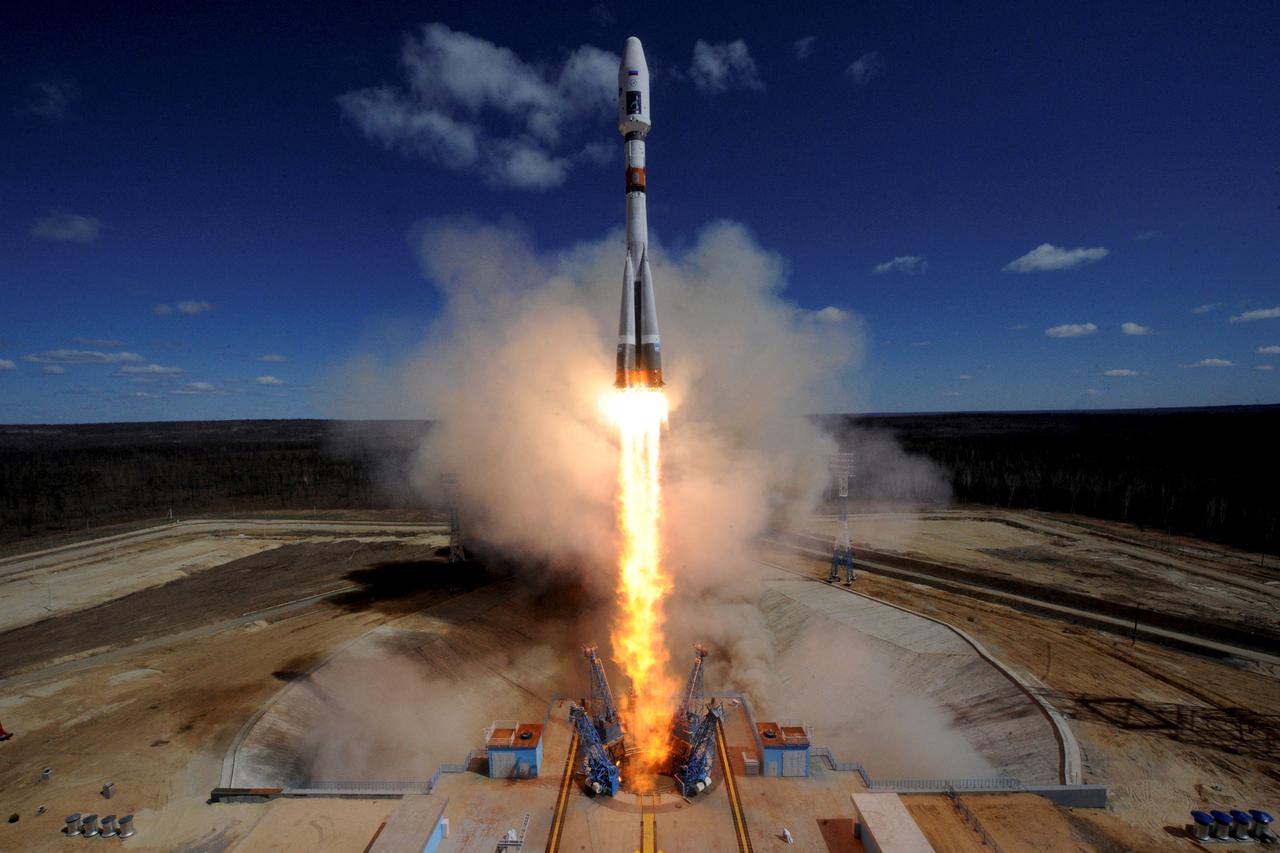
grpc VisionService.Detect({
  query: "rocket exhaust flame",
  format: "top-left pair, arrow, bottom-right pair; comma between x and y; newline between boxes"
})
605,387 -> 675,790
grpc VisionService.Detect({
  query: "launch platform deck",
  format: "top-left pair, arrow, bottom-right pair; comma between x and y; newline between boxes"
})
430,697 -> 752,852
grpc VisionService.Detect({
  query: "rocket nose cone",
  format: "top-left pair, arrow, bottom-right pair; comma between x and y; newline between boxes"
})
622,37 -> 647,71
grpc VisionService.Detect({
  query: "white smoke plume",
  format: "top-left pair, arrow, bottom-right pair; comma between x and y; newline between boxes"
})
332,217 -> 866,587
328,218 -> 961,763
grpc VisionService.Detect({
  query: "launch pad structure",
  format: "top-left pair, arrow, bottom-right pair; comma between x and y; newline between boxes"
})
349,639 -> 1103,853
207,624 -> 1104,853
828,451 -> 857,584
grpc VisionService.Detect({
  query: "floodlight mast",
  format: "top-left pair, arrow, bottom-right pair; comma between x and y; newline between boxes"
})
828,452 -> 857,584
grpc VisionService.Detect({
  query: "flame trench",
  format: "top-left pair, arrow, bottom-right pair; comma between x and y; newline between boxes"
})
607,388 -> 675,787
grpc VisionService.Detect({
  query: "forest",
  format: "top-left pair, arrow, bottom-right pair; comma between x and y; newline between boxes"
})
0,420 -> 425,543
1,405 -> 1276,554
824,404 -> 1279,555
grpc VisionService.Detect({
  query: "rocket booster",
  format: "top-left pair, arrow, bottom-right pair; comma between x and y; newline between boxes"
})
615,37 -> 663,389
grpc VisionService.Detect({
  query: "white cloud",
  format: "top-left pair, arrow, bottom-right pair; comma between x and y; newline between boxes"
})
943,390 -> 962,397
260,353 -> 288,362
872,255 -> 927,275
1257,364 -> 1274,372
798,303 -> 849,320
910,340 -> 931,347
19,78 -> 79,120
171,381 -> 221,395
1258,346 -> 1280,355
690,40 -> 764,94
1045,322 -> 1097,338
1004,243 -> 1109,273
1230,306 -> 1280,323
577,140 -> 612,166
1104,369 -> 1138,377
957,374 -> 971,380
255,375 -> 285,386
155,300 -> 212,316
22,349 -> 143,364
30,212 -> 101,243
1191,303 -> 1220,314
134,391 -> 161,398
117,363 -> 184,376
1184,358 -> 1234,368
338,24 -> 618,190
71,336 -> 123,347
1135,229 -> 1162,241
484,139 -> 569,189
42,365 -> 65,375
1121,321 -> 1152,336
845,51 -> 883,86
794,36 -> 817,60
0,359 -> 15,371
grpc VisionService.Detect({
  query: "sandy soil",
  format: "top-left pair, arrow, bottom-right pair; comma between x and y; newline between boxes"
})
0,518 -> 446,634
764,513 -> 1280,849
2,509 -> 1274,851
811,507 -> 1280,642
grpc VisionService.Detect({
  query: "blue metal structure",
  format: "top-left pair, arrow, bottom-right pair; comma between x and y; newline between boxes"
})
674,644 -> 708,738
829,544 -> 855,585
569,703 -> 620,796
827,453 -> 856,585
675,701 -> 723,797
581,645 -> 624,749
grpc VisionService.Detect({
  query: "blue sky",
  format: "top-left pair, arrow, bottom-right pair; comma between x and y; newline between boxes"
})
2,0 -> 1277,422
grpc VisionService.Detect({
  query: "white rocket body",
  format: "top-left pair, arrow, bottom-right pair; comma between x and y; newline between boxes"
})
615,36 -> 663,389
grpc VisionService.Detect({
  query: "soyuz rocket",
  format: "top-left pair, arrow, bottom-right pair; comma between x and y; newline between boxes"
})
615,37 -> 663,389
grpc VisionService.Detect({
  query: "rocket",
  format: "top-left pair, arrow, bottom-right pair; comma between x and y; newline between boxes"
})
615,37 -> 663,389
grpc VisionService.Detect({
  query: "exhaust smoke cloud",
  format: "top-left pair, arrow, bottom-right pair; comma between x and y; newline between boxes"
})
329,216 -> 967,776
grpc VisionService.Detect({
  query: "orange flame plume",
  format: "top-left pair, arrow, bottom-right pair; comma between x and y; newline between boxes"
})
604,387 -> 676,790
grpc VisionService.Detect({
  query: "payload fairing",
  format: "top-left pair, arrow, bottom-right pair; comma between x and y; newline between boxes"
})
615,37 -> 663,389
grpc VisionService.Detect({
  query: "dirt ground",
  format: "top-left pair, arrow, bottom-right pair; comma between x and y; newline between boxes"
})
0,509 -> 1275,851
812,506 -> 1280,644
767,506 -> 1280,848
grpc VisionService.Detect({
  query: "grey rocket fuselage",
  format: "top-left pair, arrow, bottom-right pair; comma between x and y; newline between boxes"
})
616,37 -> 663,389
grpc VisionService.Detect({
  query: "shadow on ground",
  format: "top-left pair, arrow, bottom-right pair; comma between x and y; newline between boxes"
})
328,556 -> 501,615
1036,689 -> 1280,760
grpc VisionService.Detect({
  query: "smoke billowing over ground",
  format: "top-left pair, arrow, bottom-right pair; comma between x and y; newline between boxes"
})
330,218 -> 961,765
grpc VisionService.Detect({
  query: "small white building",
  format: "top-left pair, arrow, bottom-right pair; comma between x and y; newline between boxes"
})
850,793 -> 935,853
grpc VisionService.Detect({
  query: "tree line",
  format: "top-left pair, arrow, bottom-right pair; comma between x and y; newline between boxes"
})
823,405 -> 1279,555
2,408 -> 1276,556
0,420 -> 426,541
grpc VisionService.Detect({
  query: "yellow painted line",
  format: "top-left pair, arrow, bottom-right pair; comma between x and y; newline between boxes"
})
545,727 -> 579,853
716,719 -> 754,853
641,797 -> 656,853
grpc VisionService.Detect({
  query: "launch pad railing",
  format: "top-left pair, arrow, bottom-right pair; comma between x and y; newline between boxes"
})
809,747 -> 1020,793
287,780 -> 431,795
868,776 -> 1023,792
